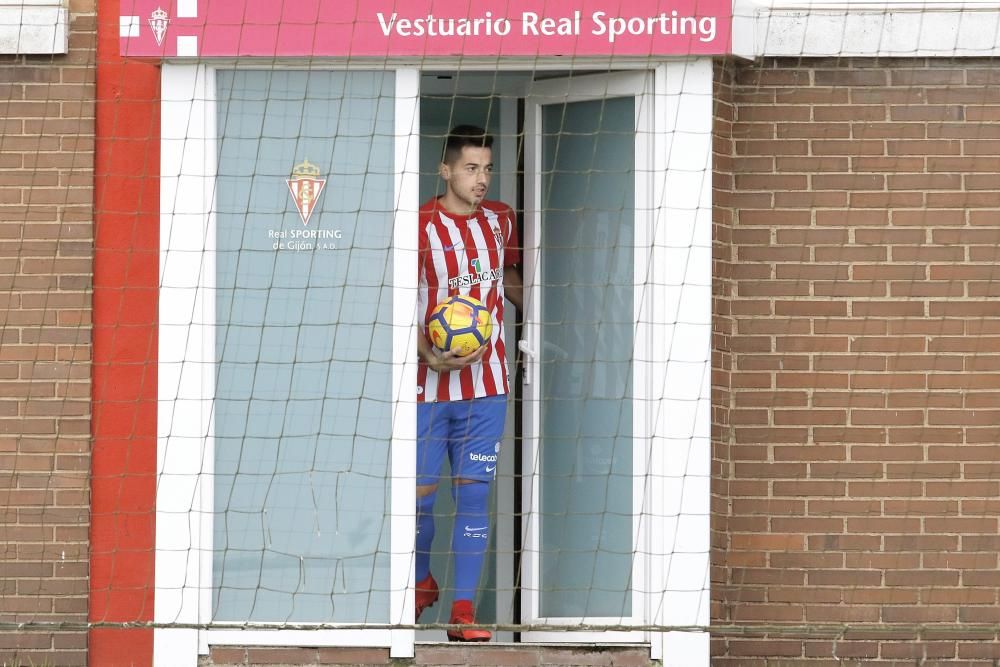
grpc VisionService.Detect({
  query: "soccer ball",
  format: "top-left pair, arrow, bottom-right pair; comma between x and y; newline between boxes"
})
426,295 -> 493,357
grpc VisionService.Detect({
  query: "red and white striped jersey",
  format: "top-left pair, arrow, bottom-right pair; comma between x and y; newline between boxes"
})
418,198 -> 521,402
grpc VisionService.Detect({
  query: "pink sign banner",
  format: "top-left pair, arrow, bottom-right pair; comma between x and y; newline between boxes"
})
120,0 -> 733,58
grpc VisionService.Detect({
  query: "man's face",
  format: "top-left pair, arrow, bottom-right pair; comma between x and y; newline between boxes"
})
441,146 -> 493,212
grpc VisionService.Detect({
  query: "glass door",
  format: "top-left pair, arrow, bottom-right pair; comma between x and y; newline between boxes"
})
521,72 -> 653,642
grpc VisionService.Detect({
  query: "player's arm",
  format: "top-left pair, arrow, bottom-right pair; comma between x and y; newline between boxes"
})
504,265 -> 523,313
418,327 -> 487,372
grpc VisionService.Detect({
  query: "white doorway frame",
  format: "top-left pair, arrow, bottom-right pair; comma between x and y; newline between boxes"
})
155,58 -> 711,667
415,72 -> 521,643
519,63 -> 712,663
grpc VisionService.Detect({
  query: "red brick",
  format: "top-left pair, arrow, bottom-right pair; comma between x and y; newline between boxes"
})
813,140 -> 884,155
812,354 -> 885,371
888,173 -> 962,190
777,122 -> 850,138
850,191 -> 925,208
892,105 -> 965,121
775,156 -> 850,171
315,647 -> 391,664
812,174 -> 885,190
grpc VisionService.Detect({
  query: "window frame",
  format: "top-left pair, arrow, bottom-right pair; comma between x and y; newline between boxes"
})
155,63 -> 419,662
155,58 -> 712,667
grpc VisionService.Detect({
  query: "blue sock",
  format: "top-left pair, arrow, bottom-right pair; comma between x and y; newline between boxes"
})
451,481 -> 490,602
415,491 -> 436,582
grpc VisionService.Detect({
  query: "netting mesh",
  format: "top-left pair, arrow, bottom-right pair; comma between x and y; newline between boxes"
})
5,2 -> 1000,665
153,64 -> 709,634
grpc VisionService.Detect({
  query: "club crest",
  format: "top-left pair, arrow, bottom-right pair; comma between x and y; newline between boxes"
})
286,159 -> 327,226
149,7 -> 169,46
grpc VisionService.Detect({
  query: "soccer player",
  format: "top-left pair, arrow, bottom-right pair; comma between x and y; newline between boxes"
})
415,125 -> 523,641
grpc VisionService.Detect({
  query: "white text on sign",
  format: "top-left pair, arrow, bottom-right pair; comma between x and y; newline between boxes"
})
376,11 -> 718,44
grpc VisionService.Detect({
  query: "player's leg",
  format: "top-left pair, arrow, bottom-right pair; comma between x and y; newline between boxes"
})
415,400 -> 450,621
449,479 -> 492,601
446,394 -> 506,641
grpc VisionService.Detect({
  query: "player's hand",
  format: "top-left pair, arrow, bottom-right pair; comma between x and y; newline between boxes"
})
426,344 -> 488,373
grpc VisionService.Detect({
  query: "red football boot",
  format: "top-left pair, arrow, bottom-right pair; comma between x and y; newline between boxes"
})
414,573 -> 439,622
447,599 -> 491,642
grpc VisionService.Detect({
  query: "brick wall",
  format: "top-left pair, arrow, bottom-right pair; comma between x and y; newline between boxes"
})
713,58 -> 1000,664
0,4 -> 95,665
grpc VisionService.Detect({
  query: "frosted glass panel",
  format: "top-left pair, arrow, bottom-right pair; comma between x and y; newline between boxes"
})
539,97 -> 634,618
213,70 -> 394,622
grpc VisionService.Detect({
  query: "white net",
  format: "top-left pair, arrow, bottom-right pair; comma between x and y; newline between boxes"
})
9,3 -> 1000,666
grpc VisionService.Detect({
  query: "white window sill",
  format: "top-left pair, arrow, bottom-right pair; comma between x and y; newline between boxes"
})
0,0 -> 68,54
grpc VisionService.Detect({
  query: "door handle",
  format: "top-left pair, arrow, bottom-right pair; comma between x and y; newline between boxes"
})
517,339 -> 535,385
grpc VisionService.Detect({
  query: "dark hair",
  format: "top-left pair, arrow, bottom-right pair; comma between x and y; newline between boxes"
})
443,125 -> 493,165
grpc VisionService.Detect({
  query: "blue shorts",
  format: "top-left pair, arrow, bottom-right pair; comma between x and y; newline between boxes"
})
417,395 -> 507,485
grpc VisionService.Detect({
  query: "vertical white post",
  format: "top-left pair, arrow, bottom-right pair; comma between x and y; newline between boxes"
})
520,99 -> 543,627
633,71 -> 654,635
649,58 -> 713,667
156,63 -> 217,667
390,68 -> 420,659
